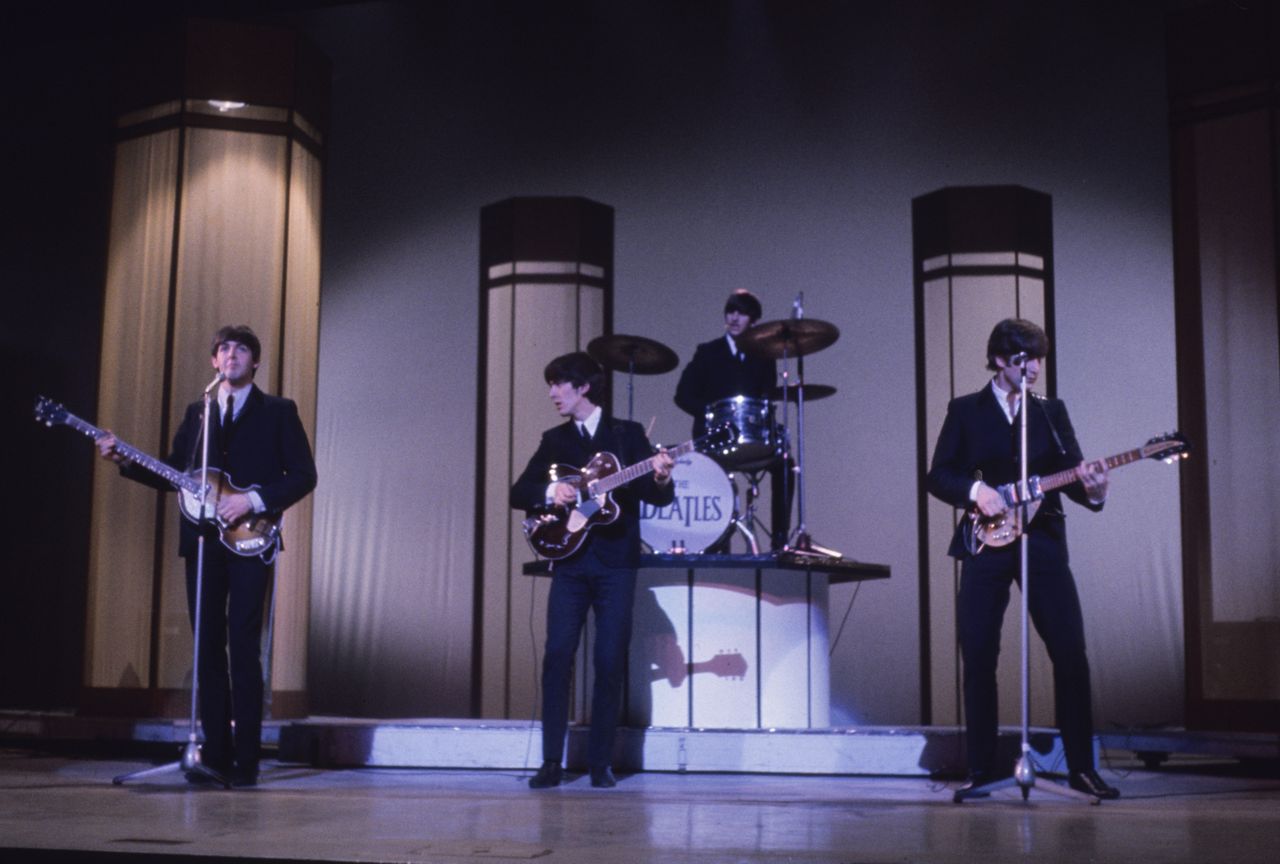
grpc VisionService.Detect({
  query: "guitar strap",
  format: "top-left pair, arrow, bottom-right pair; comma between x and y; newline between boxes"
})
1032,394 -> 1067,456
184,410 -> 208,472
1031,395 -> 1070,519
599,418 -> 625,459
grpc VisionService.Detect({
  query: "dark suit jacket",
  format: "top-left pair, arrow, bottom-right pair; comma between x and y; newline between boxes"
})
125,385 -> 317,557
674,336 -> 776,439
926,384 -> 1101,559
510,415 -> 675,570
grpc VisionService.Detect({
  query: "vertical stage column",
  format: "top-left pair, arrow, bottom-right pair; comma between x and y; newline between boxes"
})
912,185 -> 1055,729
84,20 -> 328,719
475,197 -> 614,721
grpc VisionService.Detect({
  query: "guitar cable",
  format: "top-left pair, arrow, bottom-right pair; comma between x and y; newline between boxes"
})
827,579 -> 864,657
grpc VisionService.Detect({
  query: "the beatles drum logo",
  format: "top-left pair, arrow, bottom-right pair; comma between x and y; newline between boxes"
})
640,452 -> 732,552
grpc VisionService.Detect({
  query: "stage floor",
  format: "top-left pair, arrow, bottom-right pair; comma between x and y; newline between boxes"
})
3,745 -> 1278,864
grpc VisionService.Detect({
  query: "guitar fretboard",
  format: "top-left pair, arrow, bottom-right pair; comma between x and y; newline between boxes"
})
1038,446 -> 1156,493
592,438 -> 698,495
58,412 -> 198,494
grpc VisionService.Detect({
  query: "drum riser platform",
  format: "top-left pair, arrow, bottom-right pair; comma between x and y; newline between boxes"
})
3,712 -> 1076,777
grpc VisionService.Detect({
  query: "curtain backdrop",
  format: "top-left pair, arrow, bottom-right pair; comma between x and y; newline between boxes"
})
301,1 -> 1186,727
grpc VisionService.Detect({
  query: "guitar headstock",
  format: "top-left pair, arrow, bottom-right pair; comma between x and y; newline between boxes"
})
33,395 -> 69,428
705,650 -> 748,680
1142,431 -> 1189,464
696,421 -> 739,459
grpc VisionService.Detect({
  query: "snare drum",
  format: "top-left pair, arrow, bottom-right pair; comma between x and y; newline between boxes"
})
705,395 -> 781,469
640,451 -> 734,554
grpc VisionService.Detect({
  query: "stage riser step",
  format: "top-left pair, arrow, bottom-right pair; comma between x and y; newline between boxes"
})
275,721 -> 1071,777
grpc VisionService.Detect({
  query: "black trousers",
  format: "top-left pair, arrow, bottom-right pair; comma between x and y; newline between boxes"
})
540,566 -> 636,769
956,529 -> 1097,776
184,540 -> 272,774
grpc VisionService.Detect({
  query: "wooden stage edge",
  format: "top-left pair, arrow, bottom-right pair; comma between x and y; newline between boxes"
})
4,711 -> 1275,776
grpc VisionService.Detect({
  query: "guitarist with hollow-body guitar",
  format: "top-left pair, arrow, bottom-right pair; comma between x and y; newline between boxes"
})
509,352 -> 674,791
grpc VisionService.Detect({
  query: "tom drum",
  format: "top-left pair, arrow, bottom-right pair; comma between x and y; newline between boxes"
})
705,395 -> 782,470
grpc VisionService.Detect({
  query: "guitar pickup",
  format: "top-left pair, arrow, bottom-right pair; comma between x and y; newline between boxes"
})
998,476 -> 1043,507
235,537 -> 269,553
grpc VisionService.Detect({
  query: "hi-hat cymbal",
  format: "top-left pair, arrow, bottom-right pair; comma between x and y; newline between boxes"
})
767,382 -> 837,403
587,334 -> 679,375
737,319 -> 839,359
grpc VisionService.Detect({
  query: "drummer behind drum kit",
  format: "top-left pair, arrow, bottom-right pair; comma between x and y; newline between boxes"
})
585,297 -> 841,559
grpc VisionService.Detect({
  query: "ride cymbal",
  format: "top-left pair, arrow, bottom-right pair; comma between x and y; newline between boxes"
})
737,319 -> 839,359
767,382 -> 837,402
586,333 -> 679,374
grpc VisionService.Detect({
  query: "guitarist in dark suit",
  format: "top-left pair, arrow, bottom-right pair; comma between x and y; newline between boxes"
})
926,318 -> 1119,800
98,325 -> 316,787
511,352 -> 674,789
674,290 -> 791,549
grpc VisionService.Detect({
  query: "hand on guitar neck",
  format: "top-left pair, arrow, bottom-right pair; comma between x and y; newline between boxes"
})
550,448 -> 674,507
523,424 -> 733,561
966,431 -> 1187,553
36,395 -> 281,559
974,460 -> 1109,516
97,431 -> 254,524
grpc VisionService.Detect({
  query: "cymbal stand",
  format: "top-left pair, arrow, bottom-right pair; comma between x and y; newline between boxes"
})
954,357 -> 1095,805
625,357 -> 635,421
785,304 -> 839,559
114,379 -> 228,788
778,343 -> 792,545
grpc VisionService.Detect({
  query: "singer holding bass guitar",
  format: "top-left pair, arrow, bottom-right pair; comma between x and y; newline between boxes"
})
511,352 -> 674,789
97,325 -> 317,788
925,318 -> 1119,800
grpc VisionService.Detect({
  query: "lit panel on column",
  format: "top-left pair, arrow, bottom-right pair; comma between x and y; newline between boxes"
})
86,19 -> 329,716
477,197 -> 615,720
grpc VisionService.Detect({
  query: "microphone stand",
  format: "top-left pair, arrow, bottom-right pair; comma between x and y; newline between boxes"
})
115,374 -> 229,787
955,357 -> 1095,804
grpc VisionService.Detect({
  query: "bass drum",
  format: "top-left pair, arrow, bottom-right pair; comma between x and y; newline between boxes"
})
640,451 -> 734,553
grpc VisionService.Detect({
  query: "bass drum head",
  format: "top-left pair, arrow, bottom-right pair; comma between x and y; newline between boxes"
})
640,451 -> 734,553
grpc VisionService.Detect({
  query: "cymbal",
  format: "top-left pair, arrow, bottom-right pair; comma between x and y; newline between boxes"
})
767,382 -> 837,403
587,334 -> 679,375
737,319 -> 839,359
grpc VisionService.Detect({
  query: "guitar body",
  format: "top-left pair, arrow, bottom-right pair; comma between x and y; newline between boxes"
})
523,452 -> 622,561
175,467 -> 282,558
967,499 -> 1043,551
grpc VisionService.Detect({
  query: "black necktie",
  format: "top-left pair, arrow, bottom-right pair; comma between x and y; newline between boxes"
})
219,395 -> 235,458
578,423 -> 590,442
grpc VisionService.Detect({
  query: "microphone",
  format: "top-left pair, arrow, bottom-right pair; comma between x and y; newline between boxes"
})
204,371 -> 226,394
1009,351 -> 1028,366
